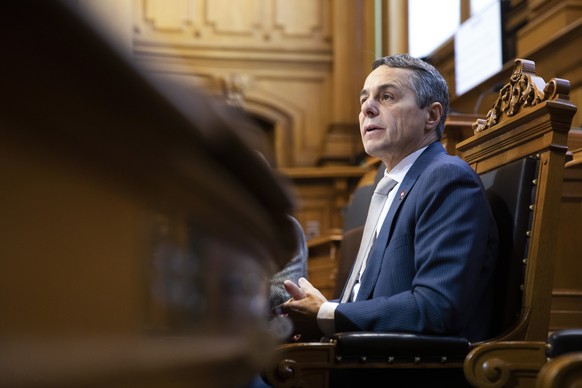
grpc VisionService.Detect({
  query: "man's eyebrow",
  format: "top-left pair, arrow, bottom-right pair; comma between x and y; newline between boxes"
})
378,83 -> 399,92
359,83 -> 399,99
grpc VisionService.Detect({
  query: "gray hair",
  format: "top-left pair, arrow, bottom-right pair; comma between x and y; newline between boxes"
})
372,54 -> 449,139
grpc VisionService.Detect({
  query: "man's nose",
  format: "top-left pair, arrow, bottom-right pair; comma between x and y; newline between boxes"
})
361,98 -> 378,117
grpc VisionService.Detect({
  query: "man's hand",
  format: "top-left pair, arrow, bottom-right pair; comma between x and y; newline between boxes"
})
279,277 -> 327,342
282,277 -> 327,313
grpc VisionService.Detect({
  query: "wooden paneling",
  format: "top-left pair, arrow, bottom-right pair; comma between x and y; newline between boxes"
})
552,145 -> 582,331
135,0 -> 331,51
279,166 -> 368,239
307,233 -> 343,299
517,0 -> 582,58
131,0 -> 336,167
80,0 -> 582,167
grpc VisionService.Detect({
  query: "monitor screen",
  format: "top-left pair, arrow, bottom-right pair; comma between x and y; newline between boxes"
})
454,1 -> 504,96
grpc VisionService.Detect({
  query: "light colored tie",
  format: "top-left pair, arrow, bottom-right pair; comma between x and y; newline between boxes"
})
340,176 -> 397,303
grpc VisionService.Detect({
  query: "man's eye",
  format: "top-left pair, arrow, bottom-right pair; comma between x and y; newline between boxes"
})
360,97 -> 368,105
382,94 -> 393,101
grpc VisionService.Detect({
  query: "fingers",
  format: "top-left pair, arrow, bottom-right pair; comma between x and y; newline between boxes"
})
284,279 -> 306,300
284,277 -> 327,302
298,277 -> 327,300
297,277 -> 316,292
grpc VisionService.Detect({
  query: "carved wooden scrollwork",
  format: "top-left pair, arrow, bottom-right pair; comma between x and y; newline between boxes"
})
481,357 -> 512,387
464,341 -> 548,388
473,59 -> 571,133
543,77 -> 571,102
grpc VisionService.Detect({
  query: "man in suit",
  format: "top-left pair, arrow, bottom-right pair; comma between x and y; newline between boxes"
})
280,54 -> 498,343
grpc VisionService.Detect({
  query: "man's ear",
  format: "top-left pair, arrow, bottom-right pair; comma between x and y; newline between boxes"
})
425,102 -> 443,131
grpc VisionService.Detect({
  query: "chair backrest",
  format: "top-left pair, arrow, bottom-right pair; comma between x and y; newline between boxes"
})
479,156 -> 538,339
462,60 -> 578,388
458,58 -> 576,342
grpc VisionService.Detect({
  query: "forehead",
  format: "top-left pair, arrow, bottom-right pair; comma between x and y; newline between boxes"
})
362,66 -> 413,92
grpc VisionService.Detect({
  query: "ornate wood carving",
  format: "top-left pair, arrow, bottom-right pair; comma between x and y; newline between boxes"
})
473,59 -> 571,134
464,342 -> 548,388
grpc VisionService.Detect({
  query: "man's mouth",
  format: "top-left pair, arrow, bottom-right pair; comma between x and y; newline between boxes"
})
364,124 -> 382,133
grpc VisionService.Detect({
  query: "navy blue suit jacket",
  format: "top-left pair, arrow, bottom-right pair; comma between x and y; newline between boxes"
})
336,142 -> 498,342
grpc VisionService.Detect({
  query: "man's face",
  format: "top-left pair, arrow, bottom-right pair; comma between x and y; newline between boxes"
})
358,66 -> 434,168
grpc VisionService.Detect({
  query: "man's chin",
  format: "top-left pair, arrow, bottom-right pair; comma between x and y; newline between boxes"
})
363,144 -> 384,158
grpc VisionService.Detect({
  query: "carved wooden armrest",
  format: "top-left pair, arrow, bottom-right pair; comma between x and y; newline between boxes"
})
464,341 -> 548,388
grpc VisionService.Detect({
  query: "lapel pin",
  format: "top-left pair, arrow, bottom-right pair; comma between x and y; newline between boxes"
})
400,190 -> 406,200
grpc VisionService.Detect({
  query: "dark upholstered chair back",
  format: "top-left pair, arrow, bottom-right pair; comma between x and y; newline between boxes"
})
479,156 -> 538,339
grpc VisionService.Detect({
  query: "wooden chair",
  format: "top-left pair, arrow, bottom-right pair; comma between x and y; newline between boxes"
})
464,148 -> 582,388
465,329 -> 582,388
262,59 -> 577,388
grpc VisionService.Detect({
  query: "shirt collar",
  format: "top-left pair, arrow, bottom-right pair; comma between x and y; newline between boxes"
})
384,146 -> 427,183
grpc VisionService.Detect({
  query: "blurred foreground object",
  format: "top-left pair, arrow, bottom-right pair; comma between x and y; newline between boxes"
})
0,1 -> 296,387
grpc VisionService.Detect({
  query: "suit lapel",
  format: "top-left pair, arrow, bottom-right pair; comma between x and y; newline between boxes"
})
356,142 -> 445,301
